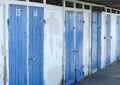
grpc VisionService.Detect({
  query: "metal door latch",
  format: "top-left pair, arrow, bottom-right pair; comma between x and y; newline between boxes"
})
104,37 -> 106,39
73,51 -> 78,53
29,58 -> 36,61
73,27 -> 76,29
44,20 -> 46,24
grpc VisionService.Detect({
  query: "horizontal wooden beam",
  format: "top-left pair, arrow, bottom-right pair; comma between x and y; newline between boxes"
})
79,0 -> 120,9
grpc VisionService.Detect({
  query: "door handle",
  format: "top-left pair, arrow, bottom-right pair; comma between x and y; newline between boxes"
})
104,37 -> 106,39
111,36 -> 112,39
72,51 -> 78,53
29,58 -> 36,61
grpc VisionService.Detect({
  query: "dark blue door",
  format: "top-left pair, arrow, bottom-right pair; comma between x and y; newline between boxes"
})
117,16 -> 120,60
29,7 -> 44,85
9,5 -> 27,85
75,12 -> 84,82
106,15 -> 111,65
65,11 -> 75,85
91,12 -> 101,73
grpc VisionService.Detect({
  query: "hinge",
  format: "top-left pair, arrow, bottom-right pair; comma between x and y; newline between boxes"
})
83,72 -> 84,75
7,19 -> 9,26
64,21 -> 66,24
83,20 -> 85,24
106,21 -> 107,24
97,25 -> 101,28
44,20 -> 46,24
73,27 -> 76,29
104,37 -> 106,39
64,21 -> 66,28
73,50 -> 78,53
93,21 -> 97,23
117,21 -> 119,23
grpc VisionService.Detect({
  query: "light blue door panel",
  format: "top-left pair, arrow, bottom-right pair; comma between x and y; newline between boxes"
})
117,16 -> 120,60
65,11 -> 75,85
91,13 -> 98,73
75,12 -> 84,82
91,12 -> 101,73
9,4 -> 27,85
97,13 -> 101,69
29,6 -> 44,85
106,15 -> 111,65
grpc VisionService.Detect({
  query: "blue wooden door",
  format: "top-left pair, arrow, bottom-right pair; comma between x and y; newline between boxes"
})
9,5 -> 27,85
75,12 -> 84,82
29,7 -> 44,85
65,11 -> 75,85
91,13 -> 98,73
117,16 -> 120,60
97,13 -> 101,70
106,15 -> 111,65
91,12 -> 101,73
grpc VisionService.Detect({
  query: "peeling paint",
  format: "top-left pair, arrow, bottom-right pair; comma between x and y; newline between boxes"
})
47,66 -> 62,85
57,41 -> 63,49
44,7 -> 63,85
47,13 -> 61,35
49,36 -> 53,53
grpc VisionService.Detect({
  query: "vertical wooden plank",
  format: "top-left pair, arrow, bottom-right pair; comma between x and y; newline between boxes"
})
9,4 -> 27,85
65,11 -> 74,85
29,6 -> 44,85
75,12 -> 84,82
91,12 -> 98,73
106,15 -> 111,66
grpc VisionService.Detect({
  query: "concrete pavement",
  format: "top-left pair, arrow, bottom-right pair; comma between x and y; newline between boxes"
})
72,61 -> 120,85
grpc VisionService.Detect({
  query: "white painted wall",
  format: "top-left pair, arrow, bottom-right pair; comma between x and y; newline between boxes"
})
5,5 -> 9,85
83,9 -> 90,76
111,14 -> 117,63
44,5 -> 63,85
101,12 -> 107,69
0,5 -> 4,85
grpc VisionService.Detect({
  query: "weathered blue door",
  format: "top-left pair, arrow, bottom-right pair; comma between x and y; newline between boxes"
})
91,12 -> 101,73
97,13 -> 101,70
65,11 -> 75,85
117,16 -> 120,60
29,7 -> 44,85
106,15 -> 111,65
9,5 -> 27,85
91,13 -> 98,73
75,12 -> 84,82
